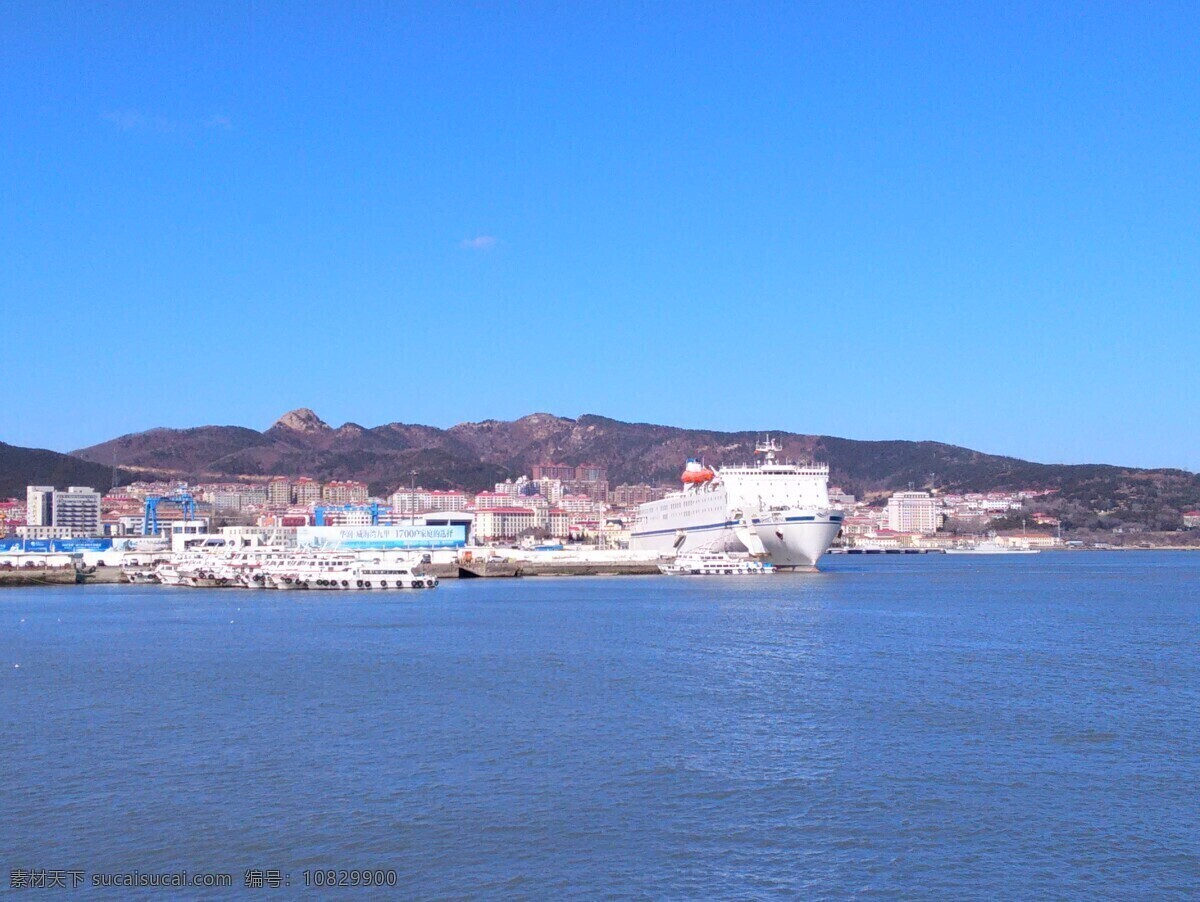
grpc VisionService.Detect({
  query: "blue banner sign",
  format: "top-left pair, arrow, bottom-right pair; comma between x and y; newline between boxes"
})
0,538 -> 114,553
296,525 -> 467,550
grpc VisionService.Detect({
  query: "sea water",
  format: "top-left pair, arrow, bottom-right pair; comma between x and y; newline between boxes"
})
2,553 -> 1198,897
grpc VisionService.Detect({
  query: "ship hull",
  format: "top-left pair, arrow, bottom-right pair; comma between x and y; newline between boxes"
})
631,510 -> 842,569
751,514 -> 843,569
629,522 -> 743,556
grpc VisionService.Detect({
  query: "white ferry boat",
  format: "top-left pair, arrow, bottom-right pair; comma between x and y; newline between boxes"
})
631,439 -> 843,570
270,560 -> 437,590
659,552 -> 776,576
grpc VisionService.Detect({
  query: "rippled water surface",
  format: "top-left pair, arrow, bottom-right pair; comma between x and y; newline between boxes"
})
3,553 -> 1199,897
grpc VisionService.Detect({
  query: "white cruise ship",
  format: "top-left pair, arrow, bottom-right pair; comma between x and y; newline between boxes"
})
630,439 -> 844,570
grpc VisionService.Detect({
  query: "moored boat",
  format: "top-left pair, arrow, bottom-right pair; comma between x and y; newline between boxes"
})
632,439 -> 843,569
659,552 -> 776,576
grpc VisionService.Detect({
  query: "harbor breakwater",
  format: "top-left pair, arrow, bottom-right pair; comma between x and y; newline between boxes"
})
0,568 -> 82,587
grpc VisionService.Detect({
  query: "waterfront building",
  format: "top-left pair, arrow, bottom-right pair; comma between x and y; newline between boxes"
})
17,525 -> 87,540
886,491 -> 941,535
839,515 -> 879,538
53,486 -> 103,536
26,486 -> 54,527
995,531 -> 1062,549
473,507 -> 538,541
861,529 -> 911,549
1184,511 -> 1200,529
569,517 -> 629,548
547,509 -> 571,538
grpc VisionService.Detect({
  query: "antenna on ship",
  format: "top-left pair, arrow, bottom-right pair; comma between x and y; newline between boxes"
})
754,434 -> 779,465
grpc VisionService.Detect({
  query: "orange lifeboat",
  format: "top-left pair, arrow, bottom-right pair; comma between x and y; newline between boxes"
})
681,459 -> 715,484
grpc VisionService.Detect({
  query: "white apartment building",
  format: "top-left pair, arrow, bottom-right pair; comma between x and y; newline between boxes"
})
473,507 -> 538,541
473,491 -> 513,509
208,488 -> 267,512
322,481 -> 369,504
886,491 -> 941,535
242,487 -> 268,506
390,489 -> 434,514
546,509 -> 570,538
427,491 -> 469,512
492,477 -> 533,501
267,478 -> 292,505
292,478 -> 322,505
208,492 -> 244,512
534,478 -> 564,505
558,494 -> 598,514
26,486 -> 54,527
51,486 -> 103,537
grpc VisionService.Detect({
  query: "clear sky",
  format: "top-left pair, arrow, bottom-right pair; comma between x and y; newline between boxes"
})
3,1 -> 1198,469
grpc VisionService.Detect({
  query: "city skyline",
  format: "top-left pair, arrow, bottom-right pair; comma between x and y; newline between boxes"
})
4,2 -> 1199,469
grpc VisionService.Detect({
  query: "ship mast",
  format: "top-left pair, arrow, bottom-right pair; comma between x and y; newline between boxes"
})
755,436 -> 781,466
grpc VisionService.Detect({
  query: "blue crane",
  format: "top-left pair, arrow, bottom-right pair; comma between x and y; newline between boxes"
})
143,492 -> 197,536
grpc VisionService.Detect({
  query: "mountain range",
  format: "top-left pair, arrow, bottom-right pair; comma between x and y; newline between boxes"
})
55,409 -> 1200,526
0,442 -> 132,500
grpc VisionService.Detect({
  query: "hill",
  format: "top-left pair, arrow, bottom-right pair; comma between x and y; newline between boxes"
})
67,409 -> 1200,526
0,441 -> 131,499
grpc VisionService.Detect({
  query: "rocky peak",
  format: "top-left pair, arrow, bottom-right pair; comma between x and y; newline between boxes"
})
272,408 -> 331,433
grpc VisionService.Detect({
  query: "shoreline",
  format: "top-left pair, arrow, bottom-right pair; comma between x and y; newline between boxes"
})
4,547 -> 1200,590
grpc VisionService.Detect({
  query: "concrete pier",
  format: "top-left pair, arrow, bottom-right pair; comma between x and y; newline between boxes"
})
0,567 -> 83,587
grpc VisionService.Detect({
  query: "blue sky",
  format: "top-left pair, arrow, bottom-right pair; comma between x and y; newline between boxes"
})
3,1 -> 1197,469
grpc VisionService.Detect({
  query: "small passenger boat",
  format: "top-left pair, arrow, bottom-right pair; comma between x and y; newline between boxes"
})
659,552 -> 776,576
